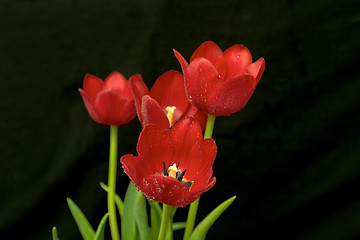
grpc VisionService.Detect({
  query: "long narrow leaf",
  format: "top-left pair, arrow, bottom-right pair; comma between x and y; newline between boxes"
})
94,213 -> 109,240
148,200 -> 162,240
122,181 -> 141,240
100,182 -> 124,219
189,196 -> 236,240
67,198 -> 95,240
52,226 -> 59,240
136,194 -> 152,240
173,222 -> 186,231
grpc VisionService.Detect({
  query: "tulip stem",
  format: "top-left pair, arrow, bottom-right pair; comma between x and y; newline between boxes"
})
183,114 -> 216,240
204,114 -> 216,139
108,125 -> 120,240
158,204 -> 173,240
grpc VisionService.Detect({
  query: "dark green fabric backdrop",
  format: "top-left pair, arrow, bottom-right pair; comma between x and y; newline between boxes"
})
1,0 -> 359,239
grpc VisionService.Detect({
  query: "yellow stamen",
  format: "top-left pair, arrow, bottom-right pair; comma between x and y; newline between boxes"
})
166,106 -> 176,127
168,163 -> 178,178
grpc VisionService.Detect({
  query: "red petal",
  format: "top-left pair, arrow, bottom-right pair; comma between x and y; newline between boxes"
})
103,71 -> 133,100
121,154 -> 143,184
182,104 -> 208,131
181,138 -> 217,182
130,74 -> 149,125
222,44 -> 252,80
83,74 -> 104,101
189,177 -> 216,196
78,89 -> 102,124
142,175 -> 192,207
247,57 -> 265,84
190,41 -> 223,65
141,95 -> 170,129
190,41 -> 227,81
174,49 -> 189,75
93,89 -> 136,126
208,74 -> 257,116
136,124 -> 173,175
167,117 -> 204,170
150,70 -> 189,124
184,57 -> 222,114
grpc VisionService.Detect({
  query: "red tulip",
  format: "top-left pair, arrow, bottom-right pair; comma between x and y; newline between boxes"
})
130,70 -> 207,129
79,71 -> 137,126
121,117 -> 216,207
174,41 -> 265,117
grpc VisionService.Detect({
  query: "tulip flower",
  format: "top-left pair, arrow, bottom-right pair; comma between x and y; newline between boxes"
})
174,41 -> 265,117
120,117 -> 216,207
79,71 -> 137,126
130,70 -> 207,129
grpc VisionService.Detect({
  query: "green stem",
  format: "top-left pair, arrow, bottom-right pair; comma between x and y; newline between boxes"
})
183,114 -> 216,240
158,204 -> 173,240
108,125 -> 120,240
203,114 -> 216,139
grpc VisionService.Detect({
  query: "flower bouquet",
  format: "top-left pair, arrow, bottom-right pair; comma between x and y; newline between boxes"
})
52,41 -> 265,240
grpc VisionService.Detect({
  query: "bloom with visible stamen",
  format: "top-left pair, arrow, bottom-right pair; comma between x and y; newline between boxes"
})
120,117 -> 216,207
130,70 -> 207,129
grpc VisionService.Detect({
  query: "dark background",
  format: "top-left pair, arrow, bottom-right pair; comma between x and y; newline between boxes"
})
1,0 -> 359,239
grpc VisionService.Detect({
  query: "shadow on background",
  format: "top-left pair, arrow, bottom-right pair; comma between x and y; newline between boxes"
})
0,0 -> 359,239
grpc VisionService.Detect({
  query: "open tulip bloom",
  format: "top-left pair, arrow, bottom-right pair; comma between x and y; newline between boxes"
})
56,41 -> 264,240
131,70 -> 207,129
121,117 -> 216,207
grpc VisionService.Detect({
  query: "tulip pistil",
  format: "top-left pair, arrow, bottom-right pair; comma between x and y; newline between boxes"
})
163,161 -> 193,190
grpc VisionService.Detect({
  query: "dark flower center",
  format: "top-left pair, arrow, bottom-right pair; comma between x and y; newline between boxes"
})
163,161 -> 193,189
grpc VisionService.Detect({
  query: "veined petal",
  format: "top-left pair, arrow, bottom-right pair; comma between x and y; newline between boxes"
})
130,74 -> 149,125
150,70 -> 189,124
83,74 -> 104,101
208,74 -> 257,116
247,57 -> 265,84
141,95 -> 170,129
222,44 -> 252,80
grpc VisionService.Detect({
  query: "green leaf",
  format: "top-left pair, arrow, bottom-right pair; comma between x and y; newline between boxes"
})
100,182 -> 124,219
121,181 -> 141,240
94,213 -> 109,240
148,200 -> 162,240
52,226 -> 59,240
136,194 -> 152,240
173,222 -> 186,231
189,196 -> 236,240
67,198 -> 95,240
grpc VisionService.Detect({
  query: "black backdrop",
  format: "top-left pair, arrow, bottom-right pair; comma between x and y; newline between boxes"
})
1,0 -> 359,239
